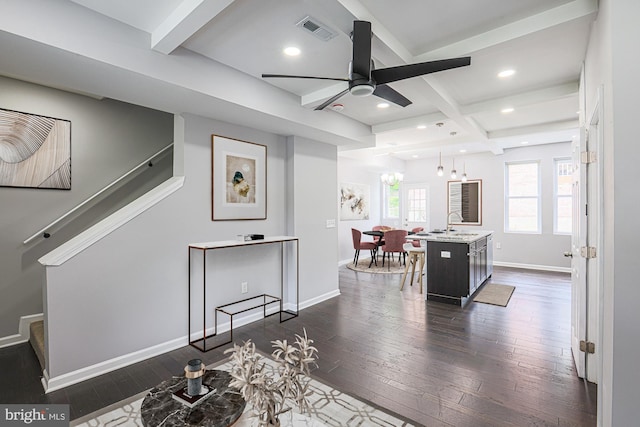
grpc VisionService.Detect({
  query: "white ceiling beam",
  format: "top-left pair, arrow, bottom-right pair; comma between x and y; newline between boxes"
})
461,81 -> 579,115
151,0 -> 236,54
335,0 -> 412,62
489,119 -> 579,139
372,112 -> 447,134
414,0 -> 598,61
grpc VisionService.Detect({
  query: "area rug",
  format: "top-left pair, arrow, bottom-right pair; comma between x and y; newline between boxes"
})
473,283 -> 515,307
71,356 -> 415,427
346,258 -> 407,274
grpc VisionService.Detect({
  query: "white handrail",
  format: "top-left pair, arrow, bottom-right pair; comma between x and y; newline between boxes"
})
23,143 -> 173,245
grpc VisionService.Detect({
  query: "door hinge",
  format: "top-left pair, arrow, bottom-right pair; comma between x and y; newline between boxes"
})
580,246 -> 597,258
580,340 -> 596,354
581,151 -> 597,164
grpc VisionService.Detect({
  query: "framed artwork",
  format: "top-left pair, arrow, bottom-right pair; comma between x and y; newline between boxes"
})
447,179 -> 482,225
211,135 -> 266,220
339,182 -> 370,220
0,108 -> 71,189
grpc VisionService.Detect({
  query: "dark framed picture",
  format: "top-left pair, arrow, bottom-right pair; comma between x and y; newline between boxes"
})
211,135 -> 266,220
0,108 -> 71,189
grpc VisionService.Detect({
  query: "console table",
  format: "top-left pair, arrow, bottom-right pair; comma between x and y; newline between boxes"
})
188,236 -> 299,352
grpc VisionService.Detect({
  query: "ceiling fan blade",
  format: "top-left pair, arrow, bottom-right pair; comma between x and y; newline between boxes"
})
262,74 -> 348,81
373,84 -> 412,107
372,57 -> 471,85
351,21 -> 372,79
315,88 -> 350,111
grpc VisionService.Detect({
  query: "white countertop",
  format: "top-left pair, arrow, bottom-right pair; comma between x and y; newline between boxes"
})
407,230 -> 493,244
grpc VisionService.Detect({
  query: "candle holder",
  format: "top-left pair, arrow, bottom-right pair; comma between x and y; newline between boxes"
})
185,359 -> 205,396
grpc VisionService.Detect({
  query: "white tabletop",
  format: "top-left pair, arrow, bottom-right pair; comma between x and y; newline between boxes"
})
189,235 -> 298,249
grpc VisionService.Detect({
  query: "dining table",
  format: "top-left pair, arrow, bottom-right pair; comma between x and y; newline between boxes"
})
362,229 -> 416,267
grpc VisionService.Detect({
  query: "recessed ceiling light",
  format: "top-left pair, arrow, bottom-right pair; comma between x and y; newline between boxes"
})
412,155 -> 419,158
521,141 -> 529,145
417,124 -> 427,129
377,102 -> 390,109
283,46 -> 301,56
501,107 -> 515,114
498,69 -> 516,78
459,149 -> 467,153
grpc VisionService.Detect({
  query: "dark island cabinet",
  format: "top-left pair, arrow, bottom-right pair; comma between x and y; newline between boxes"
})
426,235 -> 492,306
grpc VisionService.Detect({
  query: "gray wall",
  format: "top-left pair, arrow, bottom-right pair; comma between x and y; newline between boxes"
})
43,114 -> 339,380
337,143 -> 572,270
0,76 -> 173,338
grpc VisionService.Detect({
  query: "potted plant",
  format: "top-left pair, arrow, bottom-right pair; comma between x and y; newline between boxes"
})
224,329 -> 318,426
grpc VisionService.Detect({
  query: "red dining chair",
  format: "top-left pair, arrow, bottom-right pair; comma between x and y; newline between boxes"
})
351,228 -> 377,267
381,229 -> 408,267
411,227 -> 424,247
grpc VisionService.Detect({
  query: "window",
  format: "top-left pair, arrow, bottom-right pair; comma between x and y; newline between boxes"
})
505,161 -> 540,233
554,158 -> 573,234
382,181 -> 400,219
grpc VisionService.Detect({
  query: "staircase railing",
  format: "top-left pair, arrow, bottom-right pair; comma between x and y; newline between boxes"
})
23,143 -> 173,245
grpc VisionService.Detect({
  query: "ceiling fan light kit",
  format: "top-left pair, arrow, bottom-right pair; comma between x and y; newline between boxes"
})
262,20 -> 471,111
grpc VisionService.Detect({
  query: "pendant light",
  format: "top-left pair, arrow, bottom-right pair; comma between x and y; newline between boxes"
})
437,152 -> 444,176
450,158 -> 457,179
461,162 -> 468,182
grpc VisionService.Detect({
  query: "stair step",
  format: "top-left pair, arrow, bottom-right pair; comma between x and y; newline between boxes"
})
29,320 -> 45,370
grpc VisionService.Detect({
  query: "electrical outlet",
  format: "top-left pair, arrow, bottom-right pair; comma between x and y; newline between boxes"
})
241,282 -> 248,294
496,242 -> 502,249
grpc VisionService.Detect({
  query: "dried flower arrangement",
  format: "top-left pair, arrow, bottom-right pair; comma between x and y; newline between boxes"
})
224,329 -> 318,426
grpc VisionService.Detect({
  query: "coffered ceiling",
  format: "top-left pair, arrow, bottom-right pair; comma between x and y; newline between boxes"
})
0,0 -> 597,160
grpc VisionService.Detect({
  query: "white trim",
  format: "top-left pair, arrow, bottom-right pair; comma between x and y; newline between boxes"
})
494,261 -> 571,273
41,291 -> 340,392
39,176 -> 185,266
0,313 -> 44,349
298,289 -> 340,310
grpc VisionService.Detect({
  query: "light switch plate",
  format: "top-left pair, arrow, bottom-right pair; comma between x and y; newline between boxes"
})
326,219 -> 336,228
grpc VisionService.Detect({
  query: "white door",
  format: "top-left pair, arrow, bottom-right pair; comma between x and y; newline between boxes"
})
570,87 -> 602,383
569,128 -> 587,378
402,183 -> 430,232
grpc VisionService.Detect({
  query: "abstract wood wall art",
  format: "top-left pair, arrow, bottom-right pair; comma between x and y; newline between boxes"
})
211,135 -> 266,220
340,182 -> 370,220
0,108 -> 71,189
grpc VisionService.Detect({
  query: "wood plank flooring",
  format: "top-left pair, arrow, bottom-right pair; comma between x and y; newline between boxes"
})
0,266 -> 597,425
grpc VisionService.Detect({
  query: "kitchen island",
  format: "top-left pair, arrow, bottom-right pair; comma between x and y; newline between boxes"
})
409,231 -> 493,306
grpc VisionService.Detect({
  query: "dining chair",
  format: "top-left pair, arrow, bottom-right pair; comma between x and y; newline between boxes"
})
410,227 -> 424,247
380,229 -> 408,268
351,228 -> 377,267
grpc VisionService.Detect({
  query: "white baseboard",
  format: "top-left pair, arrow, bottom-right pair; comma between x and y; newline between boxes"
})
42,335 -> 186,393
43,290 -> 341,392
493,261 -> 571,274
0,313 -> 44,349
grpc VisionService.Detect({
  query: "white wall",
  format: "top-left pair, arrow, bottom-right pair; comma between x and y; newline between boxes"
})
587,0 -> 640,424
287,136 -> 340,304
42,114 -> 339,386
338,143 -> 572,270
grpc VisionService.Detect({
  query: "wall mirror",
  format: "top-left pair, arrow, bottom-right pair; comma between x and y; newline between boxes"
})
447,179 -> 482,225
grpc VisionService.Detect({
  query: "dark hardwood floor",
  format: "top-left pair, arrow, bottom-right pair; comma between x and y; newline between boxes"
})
0,266 -> 597,426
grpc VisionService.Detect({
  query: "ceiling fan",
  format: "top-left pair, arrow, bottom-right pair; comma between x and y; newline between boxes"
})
262,20 -> 471,110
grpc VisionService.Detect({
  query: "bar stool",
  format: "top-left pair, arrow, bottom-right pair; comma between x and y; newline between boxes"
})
400,242 -> 425,293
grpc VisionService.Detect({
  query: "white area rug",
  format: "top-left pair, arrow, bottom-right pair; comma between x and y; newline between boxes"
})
71,357 -> 415,426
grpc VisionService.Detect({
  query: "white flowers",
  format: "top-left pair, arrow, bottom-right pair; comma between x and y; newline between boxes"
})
225,329 -> 318,426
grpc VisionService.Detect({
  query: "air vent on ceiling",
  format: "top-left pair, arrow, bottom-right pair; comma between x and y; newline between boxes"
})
296,16 -> 338,41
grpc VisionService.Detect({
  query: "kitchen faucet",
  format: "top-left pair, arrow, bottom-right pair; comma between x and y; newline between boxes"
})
446,211 -> 463,234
